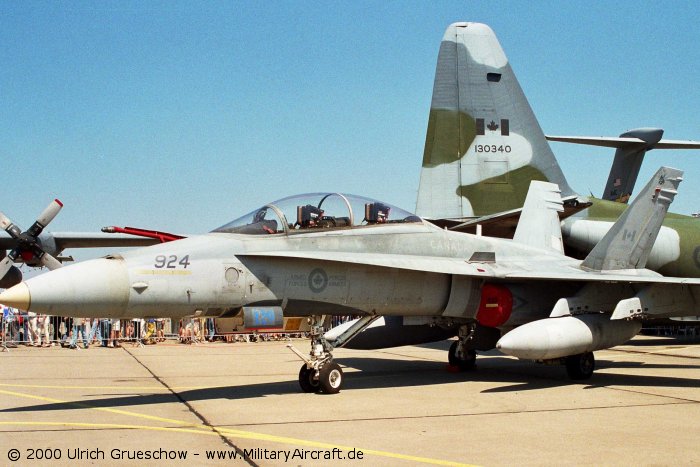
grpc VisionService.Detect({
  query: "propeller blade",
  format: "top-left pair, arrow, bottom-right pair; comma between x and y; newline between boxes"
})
27,199 -> 63,237
37,252 -> 63,270
0,212 -> 22,238
0,255 -> 14,278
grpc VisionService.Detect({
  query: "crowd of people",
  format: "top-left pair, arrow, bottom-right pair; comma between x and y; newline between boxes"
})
1,305 -> 311,349
177,317 -> 307,344
0,305 -> 169,349
3,304 -> 700,349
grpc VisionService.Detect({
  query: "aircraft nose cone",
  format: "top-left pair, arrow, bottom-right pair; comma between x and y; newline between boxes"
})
12,257 -> 130,316
0,282 -> 30,310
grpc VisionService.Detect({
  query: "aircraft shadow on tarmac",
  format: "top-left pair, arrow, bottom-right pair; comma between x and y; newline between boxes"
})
3,355 -> 700,413
626,336 -> 700,346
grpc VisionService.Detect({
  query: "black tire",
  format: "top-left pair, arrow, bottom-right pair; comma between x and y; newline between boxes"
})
565,352 -> 595,380
298,365 -> 319,393
448,341 -> 476,371
448,341 -> 459,366
318,362 -> 343,394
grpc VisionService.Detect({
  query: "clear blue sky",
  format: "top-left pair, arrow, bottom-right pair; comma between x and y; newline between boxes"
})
3,1 -> 700,265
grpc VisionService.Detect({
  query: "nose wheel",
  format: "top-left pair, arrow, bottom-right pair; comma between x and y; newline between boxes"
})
297,361 -> 344,394
288,315 -> 347,394
298,365 -> 320,393
318,361 -> 343,394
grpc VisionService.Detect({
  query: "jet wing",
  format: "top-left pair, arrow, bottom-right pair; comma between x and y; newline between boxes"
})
502,269 -> 700,285
247,250 -> 700,286
51,232 -> 160,249
427,195 -> 590,237
244,251 -> 498,277
0,232 -> 158,250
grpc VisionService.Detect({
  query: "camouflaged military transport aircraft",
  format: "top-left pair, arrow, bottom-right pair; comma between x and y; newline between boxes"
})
416,22 -> 700,277
0,201 -> 160,288
3,166 -> 700,394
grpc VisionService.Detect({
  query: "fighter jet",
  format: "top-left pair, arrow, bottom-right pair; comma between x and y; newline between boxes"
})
416,23 -> 700,278
2,167 -> 700,394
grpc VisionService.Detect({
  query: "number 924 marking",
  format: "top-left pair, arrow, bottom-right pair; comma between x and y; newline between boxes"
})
154,255 -> 191,269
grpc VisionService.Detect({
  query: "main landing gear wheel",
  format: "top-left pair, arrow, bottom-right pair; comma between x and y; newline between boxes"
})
448,341 -> 476,371
565,351 -> 595,380
298,365 -> 320,393
319,361 -> 343,394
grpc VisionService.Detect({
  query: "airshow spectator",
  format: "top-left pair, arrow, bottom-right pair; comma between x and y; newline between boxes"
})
86,318 -> 103,346
2,305 -> 18,347
37,313 -> 52,347
59,317 -> 72,346
27,311 -> 39,346
109,318 -> 121,347
69,317 -> 89,349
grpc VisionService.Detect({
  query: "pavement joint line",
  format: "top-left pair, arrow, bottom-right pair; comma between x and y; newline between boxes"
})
213,400 -> 696,428
589,385 -> 700,405
121,347 -> 475,466
120,346 -> 258,467
0,386 -> 474,466
376,349 -> 447,362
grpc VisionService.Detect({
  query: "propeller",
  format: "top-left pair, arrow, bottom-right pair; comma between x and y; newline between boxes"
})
0,199 -> 64,279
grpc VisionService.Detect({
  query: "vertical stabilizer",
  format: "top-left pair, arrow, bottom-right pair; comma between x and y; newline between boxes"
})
603,128 -> 664,203
416,22 -> 573,220
581,167 -> 683,271
513,181 -> 564,254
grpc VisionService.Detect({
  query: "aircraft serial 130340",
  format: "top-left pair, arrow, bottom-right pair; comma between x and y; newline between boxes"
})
2,167 -> 700,394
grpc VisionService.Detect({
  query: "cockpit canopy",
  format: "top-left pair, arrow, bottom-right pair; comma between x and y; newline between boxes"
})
213,193 -> 422,235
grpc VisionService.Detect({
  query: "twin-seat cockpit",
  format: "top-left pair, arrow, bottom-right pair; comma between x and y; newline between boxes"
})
213,193 -> 422,235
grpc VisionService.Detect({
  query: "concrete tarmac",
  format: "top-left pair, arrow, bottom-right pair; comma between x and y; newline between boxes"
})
1,335 -> 699,466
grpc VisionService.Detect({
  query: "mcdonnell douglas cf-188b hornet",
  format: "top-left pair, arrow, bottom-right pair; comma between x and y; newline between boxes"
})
416,23 -> 700,277
3,167 -> 700,394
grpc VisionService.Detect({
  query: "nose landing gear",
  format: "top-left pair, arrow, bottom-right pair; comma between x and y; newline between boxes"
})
288,316 -> 342,394
287,314 -> 378,394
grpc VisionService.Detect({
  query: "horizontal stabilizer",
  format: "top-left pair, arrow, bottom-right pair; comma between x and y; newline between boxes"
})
546,135 -> 700,150
549,129 -> 700,203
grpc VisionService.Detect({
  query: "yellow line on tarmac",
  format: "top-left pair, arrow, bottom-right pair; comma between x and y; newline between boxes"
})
0,389 -> 475,467
0,389 -> 205,428
0,421 -> 221,437
0,383 -> 205,391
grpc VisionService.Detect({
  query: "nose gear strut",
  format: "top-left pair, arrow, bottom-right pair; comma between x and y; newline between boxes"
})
287,314 -> 378,394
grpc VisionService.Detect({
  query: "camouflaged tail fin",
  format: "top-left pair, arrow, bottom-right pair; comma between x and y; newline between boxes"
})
416,22 -> 573,220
